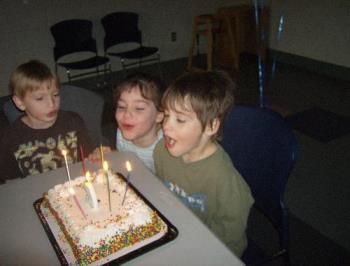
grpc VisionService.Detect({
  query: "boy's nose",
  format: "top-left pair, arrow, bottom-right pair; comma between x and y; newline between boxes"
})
48,97 -> 55,107
124,109 -> 134,119
162,119 -> 172,132
48,97 -> 57,107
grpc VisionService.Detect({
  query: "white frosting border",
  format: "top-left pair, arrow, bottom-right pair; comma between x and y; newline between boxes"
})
40,200 -> 167,265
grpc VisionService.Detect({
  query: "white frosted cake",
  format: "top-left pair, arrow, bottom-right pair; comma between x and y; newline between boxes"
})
43,169 -> 167,265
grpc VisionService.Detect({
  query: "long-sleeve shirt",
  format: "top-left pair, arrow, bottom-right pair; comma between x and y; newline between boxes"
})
154,139 -> 254,257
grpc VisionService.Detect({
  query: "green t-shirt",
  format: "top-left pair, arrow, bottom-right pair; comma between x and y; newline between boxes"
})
154,138 -> 254,257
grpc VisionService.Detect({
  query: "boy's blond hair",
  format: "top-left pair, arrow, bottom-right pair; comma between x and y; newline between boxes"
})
162,70 -> 235,139
9,60 -> 59,98
113,72 -> 165,112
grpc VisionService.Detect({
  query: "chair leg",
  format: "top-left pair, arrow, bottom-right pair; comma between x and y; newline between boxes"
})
102,62 -> 112,87
187,18 -> 198,70
121,59 -> 127,78
66,69 -> 71,83
283,250 -> 291,266
206,19 -> 213,71
95,66 -> 101,88
108,63 -> 113,88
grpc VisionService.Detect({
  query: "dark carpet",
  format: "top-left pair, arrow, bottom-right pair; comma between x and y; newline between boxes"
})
248,208 -> 350,266
286,107 -> 350,142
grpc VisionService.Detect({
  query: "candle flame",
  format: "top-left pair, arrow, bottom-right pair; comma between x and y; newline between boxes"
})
61,149 -> 67,156
126,161 -> 132,172
85,171 -> 91,182
100,145 -> 104,160
103,161 -> 109,171
69,187 -> 75,195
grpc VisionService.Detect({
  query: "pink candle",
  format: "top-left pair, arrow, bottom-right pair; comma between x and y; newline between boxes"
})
69,187 -> 87,219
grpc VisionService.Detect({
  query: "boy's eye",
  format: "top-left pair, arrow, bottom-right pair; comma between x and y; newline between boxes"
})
135,107 -> 145,111
116,105 -> 126,110
35,97 -> 43,101
54,93 -> 60,97
176,118 -> 186,123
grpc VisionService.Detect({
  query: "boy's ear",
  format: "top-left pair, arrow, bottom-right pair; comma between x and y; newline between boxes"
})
156,111 -> 164,123
12,95 -> 26,111
205,118 -> 220,137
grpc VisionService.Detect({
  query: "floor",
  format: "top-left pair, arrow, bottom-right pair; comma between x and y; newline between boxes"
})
236,54 -> 350,253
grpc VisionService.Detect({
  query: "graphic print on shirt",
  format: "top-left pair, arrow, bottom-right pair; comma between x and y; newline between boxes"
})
14,131 -> 79,175
164,180 -> 207,212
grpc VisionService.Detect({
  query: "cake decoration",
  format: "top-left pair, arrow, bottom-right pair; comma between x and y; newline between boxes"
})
43,167 -> 168,265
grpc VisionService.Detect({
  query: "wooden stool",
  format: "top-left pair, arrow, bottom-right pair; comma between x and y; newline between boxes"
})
187,14 -> 220,71
215,5 -> 269,71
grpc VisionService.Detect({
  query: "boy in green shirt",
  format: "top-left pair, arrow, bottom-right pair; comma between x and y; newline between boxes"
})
154,70 -> 254,257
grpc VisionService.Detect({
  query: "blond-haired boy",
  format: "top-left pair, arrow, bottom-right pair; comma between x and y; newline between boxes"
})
0,60 -> 92,180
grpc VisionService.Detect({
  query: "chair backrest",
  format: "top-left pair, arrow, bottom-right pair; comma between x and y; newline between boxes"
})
2,85 -> 104,147
101,12 -> 142,52
220,105 -> 298,249
50,19 -> 98,62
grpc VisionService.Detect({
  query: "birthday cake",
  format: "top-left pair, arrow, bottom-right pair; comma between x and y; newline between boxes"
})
43,168 -> 168,265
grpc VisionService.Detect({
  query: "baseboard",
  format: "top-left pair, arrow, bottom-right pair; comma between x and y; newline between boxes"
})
269,49 -> 350,82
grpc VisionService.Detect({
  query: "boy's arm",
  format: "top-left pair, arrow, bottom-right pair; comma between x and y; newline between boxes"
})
209,168 -> 254,257
153,138 -> 164,180
0,132 -> 22,181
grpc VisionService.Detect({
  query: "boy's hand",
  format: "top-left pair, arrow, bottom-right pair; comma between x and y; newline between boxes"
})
88,146 -> 112,163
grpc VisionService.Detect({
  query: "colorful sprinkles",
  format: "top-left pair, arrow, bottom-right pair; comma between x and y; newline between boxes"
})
75,213 -> 166,264
45,171 -> 168,265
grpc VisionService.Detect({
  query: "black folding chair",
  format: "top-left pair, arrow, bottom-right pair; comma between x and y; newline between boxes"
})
50,19 -> 111,84
221,105 -> 299,265
101,12 -> 161,76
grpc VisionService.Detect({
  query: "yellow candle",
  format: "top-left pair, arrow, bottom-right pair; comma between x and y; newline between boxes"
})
126,160 -> 132,175
103,161 -> 112,212
99,145 -> 105,170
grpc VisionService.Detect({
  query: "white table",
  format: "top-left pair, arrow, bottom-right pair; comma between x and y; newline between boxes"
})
0,151 -> 243,266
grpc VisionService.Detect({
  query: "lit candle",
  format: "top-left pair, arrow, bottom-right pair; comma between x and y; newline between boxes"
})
103,161 -> 112,212
84,171 -> 98,210
122,161 -> 132,205
99,145 -> 105,170
61,149 -> 72,184
69,187 -> 87,219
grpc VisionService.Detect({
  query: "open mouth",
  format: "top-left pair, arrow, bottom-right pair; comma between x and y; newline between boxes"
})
121,124 -> 135,131
164,135 -> 176,149
47,111 -> 58,118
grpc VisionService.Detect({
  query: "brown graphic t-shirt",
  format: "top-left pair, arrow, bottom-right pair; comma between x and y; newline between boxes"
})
0,111 -> 92,179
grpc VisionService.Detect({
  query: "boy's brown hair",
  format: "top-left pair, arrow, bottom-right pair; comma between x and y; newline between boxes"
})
9,60 -> 59,98
113,72 -> 165,111
162,70 -> 235,139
